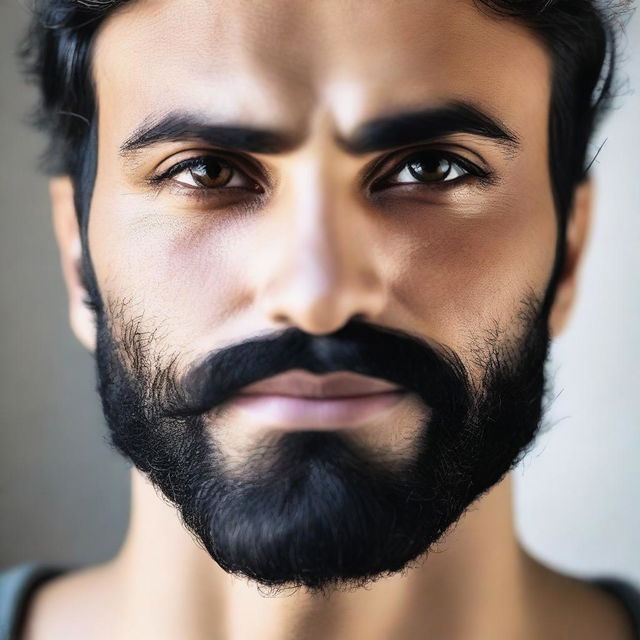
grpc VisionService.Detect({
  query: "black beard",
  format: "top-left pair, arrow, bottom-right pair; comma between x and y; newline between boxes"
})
94,288 -> 552,595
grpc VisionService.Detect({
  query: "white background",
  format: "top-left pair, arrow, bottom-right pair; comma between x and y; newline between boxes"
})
514,9 -> 640,584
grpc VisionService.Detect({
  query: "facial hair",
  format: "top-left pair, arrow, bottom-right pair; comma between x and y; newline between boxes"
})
93,288 -> 551,595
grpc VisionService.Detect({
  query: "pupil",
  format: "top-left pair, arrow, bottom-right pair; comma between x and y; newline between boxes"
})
192,159 -> 231,187
408,156 -> 451,182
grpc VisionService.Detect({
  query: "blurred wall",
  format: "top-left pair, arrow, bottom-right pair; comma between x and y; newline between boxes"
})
0,0 -> 130,567
1,0 -> 638,583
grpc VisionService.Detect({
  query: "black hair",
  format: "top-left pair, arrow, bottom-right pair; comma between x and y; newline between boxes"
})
18,0 -> 630,315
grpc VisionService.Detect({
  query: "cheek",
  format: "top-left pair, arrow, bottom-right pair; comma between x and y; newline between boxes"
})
87,188 -> 256,353
389,178 -> 557,346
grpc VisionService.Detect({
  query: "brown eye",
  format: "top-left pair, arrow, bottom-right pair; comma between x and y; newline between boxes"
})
182,158 -> 234,188
407,156 -> 452,182
156,155 -> 262,192
376,151 -> 473,189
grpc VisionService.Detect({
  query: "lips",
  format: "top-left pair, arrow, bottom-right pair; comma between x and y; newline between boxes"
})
229,370 -> 408,430
230,391 -> 407,430
236,369 -> 405,399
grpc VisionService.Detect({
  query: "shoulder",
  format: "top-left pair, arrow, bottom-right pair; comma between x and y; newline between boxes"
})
0,563 -> 68,640
590,576 -> 640,640
18,562 -> 118,640
528,561 -> 640,640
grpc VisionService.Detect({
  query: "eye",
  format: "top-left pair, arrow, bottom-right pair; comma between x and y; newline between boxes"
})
151,156 -> 262,192
394,154 -> 465,183
373,150 -> 485,191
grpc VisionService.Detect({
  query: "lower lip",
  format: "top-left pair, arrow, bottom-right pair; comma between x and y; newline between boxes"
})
228,391 -> 408,430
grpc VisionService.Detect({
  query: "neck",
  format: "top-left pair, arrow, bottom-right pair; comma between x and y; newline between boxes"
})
104,468 -> 537,640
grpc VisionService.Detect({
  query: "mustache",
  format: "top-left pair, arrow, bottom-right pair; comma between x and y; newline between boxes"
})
167,319 -> 474,421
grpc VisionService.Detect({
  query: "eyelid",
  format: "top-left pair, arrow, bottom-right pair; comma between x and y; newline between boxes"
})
148,151 -> 266,191
369,147 -> 489,190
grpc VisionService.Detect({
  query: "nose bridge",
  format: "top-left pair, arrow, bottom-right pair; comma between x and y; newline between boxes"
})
256,143 -> 388,335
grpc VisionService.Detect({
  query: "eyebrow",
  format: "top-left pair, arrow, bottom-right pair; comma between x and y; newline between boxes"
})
337,101 -> 520,154
118,101 -> 520,160
119,115 -> 299,158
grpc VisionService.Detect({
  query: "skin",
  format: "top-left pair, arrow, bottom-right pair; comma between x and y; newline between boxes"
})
19,0 -> 634,638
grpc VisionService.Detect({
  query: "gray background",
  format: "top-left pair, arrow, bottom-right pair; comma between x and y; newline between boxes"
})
1,1 -> 638,582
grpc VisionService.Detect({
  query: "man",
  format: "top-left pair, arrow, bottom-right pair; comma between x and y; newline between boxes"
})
0,0 -> 638,638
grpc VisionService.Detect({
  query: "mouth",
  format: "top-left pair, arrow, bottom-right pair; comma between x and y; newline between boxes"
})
228,390 -> 409,430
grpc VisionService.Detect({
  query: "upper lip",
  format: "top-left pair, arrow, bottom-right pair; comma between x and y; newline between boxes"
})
237,369 -> 405,398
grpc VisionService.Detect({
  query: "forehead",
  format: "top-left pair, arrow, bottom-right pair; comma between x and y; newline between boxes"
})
93,0 -> 550,143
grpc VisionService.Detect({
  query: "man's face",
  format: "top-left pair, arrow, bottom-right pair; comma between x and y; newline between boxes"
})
85,0 -> 558,591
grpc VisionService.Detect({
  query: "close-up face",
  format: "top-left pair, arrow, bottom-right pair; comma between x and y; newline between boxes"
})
62,0 -> 570,592
90,0 -> 557,363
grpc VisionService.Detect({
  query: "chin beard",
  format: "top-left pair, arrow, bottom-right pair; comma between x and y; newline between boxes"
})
93,290 -> 552,594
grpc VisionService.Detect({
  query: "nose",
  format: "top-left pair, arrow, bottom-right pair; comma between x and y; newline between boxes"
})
254,150 -> 388,336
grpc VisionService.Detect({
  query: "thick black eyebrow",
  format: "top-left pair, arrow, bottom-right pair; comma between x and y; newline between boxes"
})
119,112 -> 300,158
336,101 -> 520,154
119,101 -> 520,160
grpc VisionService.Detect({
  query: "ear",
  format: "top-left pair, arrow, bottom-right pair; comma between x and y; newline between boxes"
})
50,176 -> 97,352
548,179 -> 593,338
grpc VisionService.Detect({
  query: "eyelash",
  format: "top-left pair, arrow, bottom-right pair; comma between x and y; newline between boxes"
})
148,149 -> 492,197
372,150 -> 491,191
148,156 -> 263,193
